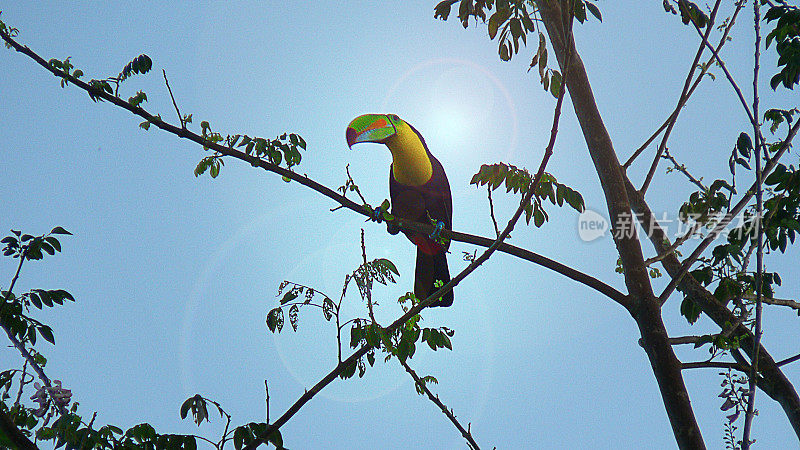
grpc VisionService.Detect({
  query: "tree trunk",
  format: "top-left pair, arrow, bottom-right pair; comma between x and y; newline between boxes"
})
535,1 -> 705,447
625,177 -> 800,439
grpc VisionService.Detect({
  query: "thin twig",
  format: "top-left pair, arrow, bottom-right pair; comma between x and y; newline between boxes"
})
690,8 -> 762,144
344,164 -> 368,205
13,359 -> 28,408
163,69 -> 185,129
743,2 -> 764,446
662,148 -> 706,191
361,229 -> 377,324
487,185 -> 500,237
399,359 -> 481,450
777,353 -> 800,367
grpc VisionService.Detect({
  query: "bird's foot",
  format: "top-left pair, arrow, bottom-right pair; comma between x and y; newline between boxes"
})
429,220 -> 445,240
370,206 -> 383,223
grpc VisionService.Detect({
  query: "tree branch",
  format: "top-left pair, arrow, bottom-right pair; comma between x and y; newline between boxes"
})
0,27 -> 629,310
535,1 -> 705,447
623,174 -> 800,439
242,9 -> 576,446
0,407 -> 38,450
682,361 -> 749,372
639,0 -> 722,195
399,360 -> 481,450
623,1 -> 744,169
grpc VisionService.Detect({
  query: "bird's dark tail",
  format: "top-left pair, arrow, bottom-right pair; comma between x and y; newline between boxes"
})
415,248 -> 453,307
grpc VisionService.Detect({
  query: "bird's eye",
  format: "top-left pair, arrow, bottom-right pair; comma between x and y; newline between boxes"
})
390,114 -> 400,122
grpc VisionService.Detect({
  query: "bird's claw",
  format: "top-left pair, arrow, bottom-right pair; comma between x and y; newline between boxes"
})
371,206 -> 383,223
429,221 -> 445,239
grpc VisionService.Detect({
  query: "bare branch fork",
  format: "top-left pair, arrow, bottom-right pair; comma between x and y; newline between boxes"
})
639,0 -> 723,195
624,1 -> 745,170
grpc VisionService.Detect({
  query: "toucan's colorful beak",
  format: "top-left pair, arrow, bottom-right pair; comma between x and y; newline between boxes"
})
346,114 -> 397,148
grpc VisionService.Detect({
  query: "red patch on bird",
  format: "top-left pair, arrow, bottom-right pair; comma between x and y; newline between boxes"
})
412,234 -> 442,255
363,117 -> 388,133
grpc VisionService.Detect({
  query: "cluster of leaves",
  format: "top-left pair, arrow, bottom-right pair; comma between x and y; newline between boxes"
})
348,258 -> 399,306
266,258 -> 399,334
180,394 -> 285,450
0,12 -> 20,49
2,226 -> 70,260
1,228 -> 74,346
346,314 -> 454,377
677,124 -> 797,324
764,1 -> 800,90
434,0 -> 599,96
719,369 -> 751,449
116,54 -> 152,83
194,123 -> 308,179
267,282 -> 337,333
47,57 -> 84,88
663,0 -> 710,28
471,163 -> 584,227
691,327 -> 743,356
679,179 -> 734,226
266,250 -> 454,385
529,32 -> 562,98
47,52 -> 153,102
38,415 -> 197,449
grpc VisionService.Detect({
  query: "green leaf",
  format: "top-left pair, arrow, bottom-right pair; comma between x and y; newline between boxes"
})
549,70 -> 562,98
50,226 -> 71,236
322,297 -> 335,321
281,291 -> 298,305
180,397 -> 193,419
586,1 -> 602,22
39,325 -> 55,345
267,308 -> 282,333
680,296 -> 702,324
40,241 -> 55,255
44,236 -> 61,252
289,304 -> 299,331
736,132 -> 753,157
29,291 -> 42,309
434,1 -> 453,20
376,258 -> 400,276
37,290 -> 53,307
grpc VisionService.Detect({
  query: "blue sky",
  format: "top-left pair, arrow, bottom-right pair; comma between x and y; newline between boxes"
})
1,1 -> 798,448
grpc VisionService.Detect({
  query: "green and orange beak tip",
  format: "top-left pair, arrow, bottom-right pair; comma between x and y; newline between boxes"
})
346,113 -> 397,148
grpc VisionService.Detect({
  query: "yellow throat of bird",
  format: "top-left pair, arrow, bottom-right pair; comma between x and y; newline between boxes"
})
384,122 -> 433,186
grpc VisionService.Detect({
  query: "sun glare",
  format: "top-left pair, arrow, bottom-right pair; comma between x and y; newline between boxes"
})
381,58 -> 518,166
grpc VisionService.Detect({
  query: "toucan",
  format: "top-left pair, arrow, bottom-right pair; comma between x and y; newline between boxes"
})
346,114 -> 453,307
